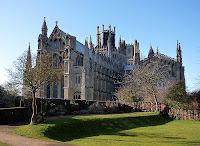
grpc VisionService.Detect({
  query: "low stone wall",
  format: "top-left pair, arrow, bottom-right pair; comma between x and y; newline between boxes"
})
132,102 -> 200,120
0,107 -> 29,124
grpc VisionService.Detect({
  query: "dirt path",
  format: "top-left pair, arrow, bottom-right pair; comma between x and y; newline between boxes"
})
0,112 -> 146,146
0,117 -> 75,146
0,125 -> 73,146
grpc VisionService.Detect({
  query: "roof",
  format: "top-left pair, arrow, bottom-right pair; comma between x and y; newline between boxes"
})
59,28 -> 92,58
60,30 -> 66,38
123,65 -> 135,71
76,40 -> 92,58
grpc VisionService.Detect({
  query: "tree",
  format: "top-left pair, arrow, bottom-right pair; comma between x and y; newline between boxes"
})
115,61 -> 169,112
165,80 -> 187,109
2,82 -> 20,97
114,85 -> 138,104
7,46 -> 60,124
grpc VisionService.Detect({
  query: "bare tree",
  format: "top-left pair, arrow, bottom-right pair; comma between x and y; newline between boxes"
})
7,47 -> 61,124
116,61 -> 169,112
2,82 -> 20,97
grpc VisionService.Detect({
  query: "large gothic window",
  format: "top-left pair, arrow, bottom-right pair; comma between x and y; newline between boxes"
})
53,85 -> 57,98
55,39 -> 58,49
59,39 -> 62,49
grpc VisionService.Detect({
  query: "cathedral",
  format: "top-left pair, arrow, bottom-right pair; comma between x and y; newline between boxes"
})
32,18 -> 184,101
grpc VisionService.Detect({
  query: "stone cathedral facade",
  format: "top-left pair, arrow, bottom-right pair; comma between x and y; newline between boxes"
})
33,19 -> 185,101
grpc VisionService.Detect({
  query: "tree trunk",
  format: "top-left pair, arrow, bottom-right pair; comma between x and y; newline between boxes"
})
30,90 -> 37,124
154,95 -> 158,112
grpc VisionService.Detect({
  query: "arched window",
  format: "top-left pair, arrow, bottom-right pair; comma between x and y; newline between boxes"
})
51,40 -> 53,49
59,39 -> 62,49
55,39 -> 58,49
38,40 -> 40,49
78,76 -> 81,83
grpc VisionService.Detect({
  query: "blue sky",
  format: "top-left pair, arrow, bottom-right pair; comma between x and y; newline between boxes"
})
0,0 -> 199,91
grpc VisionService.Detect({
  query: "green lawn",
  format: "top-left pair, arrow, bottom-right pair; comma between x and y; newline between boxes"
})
15,112 -> 200,145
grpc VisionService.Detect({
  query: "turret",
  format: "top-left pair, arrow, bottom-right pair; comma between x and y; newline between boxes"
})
38,17 -> 48,50
89,35 -> 93,50
107,33 -> 111,57
109,24 -> 111,32
85,38 -> 89,56
176,40 -> 183,81
42,17 -> 48,36
96,26 -> 100,47
83,38 -> 89,67
134,40 -> 140,65
118,35 -> 121,48
101,24 -> 104,32
148,44 -> 154,58
176,40 -> 182,63
156,46 -> 159,55
113,26 -> 115,33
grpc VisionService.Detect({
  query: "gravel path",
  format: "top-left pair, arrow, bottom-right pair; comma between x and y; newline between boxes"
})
0,112 -> 145,146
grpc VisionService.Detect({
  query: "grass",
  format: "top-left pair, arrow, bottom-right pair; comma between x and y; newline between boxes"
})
15,112 -> 200,145
0,142 -> 11,146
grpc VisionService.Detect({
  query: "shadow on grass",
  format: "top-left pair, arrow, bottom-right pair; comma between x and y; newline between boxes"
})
44,114 -> 173,142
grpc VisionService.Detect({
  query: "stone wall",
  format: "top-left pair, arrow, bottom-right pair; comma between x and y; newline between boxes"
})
132,102 -> 200,120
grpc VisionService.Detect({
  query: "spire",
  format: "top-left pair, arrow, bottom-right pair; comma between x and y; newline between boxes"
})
85,38 -> 89,56
26,42 -> 32,71
42,17 -> 48,36
89,35 -> 93,50
90,35 -> 92,44
177,40 -> 179,49
148,44 -> 154,58
176,41 -> 182,63
156,46 -> 159,55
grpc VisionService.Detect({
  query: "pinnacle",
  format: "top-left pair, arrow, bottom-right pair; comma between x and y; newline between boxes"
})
42,17 -> 47,29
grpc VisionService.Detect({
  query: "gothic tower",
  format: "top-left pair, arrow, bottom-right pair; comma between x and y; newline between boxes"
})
133,40 -> 140,65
